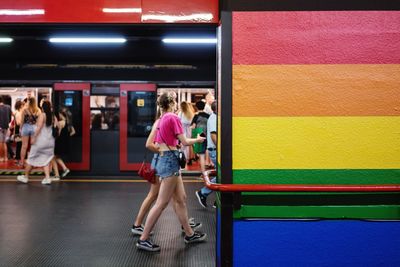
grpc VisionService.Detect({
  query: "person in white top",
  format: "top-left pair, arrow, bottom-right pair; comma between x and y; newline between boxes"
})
178,101 -> 194,164
204,92 -> 214,115
195,101 -> 217,208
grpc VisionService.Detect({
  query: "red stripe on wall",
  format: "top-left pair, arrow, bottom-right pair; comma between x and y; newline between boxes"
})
232,11 -> 400,65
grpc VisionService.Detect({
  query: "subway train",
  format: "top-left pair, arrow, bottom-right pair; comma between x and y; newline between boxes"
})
0,86 -> 214,175
1,0 -> 400,266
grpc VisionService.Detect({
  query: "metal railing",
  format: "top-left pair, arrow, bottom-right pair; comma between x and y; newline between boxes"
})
203,171 -> 400,192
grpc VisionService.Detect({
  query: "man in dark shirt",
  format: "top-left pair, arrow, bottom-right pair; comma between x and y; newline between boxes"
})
0,96 -> 12,161
191,101 -> 209,173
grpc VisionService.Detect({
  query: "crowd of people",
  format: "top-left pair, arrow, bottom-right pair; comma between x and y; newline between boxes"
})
0,95 -> 71,184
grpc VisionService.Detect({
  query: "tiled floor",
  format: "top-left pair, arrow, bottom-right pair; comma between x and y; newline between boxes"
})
0,180 -> 216,267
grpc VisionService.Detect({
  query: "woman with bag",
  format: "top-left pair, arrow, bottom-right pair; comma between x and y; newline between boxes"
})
136,92 -> 206,252
133,108 -> 201,235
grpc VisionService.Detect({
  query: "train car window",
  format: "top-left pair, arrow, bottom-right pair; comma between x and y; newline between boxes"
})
128,91 -> 156,137
90,96 -> 120,131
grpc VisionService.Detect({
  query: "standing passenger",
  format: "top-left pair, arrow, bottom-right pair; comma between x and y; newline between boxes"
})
0,96 -> 12,162
20,98 -> 41,166
178,101 -> 194,166
191,101 -> 210,173
13,100 -> 24,166
136,92 -> 206,252
196,101 -> 218,208
51,110 -> 70,181
17,100 -> 56,185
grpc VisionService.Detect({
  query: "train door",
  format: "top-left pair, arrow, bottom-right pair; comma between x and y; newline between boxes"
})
53,83 -> 90,170
89,84 -> 121,175
119,84 -> 156,171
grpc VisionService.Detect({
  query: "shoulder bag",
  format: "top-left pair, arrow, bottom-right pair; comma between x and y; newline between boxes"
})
138,150 -> 157,184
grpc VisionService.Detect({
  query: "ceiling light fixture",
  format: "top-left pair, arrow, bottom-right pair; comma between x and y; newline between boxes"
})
0,9 -> 45,15
0,37 -> 13,43
49,37 -> 127,43
162,38 -> 217,44
102,8 -> 142,13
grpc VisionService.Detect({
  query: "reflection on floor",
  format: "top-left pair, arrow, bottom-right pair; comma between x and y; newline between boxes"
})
0,180 -> 216,267
0,159 -> 206,174
0,160 -> 43,174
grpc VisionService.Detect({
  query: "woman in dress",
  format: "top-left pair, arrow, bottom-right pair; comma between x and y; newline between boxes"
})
17,100 -> 56,185
178,101 -> 194,166
51,109 -> 70,181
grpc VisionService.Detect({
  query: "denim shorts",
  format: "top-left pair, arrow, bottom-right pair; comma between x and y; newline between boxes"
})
155,150 -> 180,179
21,124 -> 36,137
151,154 -> 159,173
209,149 -> 217,167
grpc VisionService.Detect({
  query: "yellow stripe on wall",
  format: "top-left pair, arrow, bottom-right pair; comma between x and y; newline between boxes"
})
233,117 -> 400,169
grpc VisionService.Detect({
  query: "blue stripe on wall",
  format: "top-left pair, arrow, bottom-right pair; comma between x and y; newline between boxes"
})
233,220 -> 400,267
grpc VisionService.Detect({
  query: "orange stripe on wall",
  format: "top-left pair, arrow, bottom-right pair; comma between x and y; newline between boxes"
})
233,64 -> 400,117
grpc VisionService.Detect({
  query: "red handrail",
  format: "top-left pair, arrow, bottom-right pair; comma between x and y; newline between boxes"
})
203,171 -> 400,192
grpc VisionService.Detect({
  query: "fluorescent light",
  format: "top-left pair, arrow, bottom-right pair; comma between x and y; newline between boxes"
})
142,13 -> 213,23
102,8 -> 141,13
0,37 -> 13,43
49,38 -> 127,43
0,9 -> 45,15
162,38 -> 217,44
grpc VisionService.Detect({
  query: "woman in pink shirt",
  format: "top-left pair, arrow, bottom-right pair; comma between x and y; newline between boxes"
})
137,92 -> 206,252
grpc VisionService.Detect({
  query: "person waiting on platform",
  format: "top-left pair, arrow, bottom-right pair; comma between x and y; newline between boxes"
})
51,109 -> 71,181
190,100 -> 210,173
17,100 -> 57,185
178,101 -> 194,167
19,97 -> 41,167
0,96 -> 12,162
196,101 -> 217,208
13,100 -> 24,166
136,92 -> 206,252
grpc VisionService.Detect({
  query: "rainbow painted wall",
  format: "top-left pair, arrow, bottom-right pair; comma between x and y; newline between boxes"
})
232,11 -> 400,184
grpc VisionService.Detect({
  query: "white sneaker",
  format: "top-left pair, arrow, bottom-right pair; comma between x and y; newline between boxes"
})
17,175 -> 29,183
51,176 -> 60,182
61,169 -> 70,178
41,177 -> 52,185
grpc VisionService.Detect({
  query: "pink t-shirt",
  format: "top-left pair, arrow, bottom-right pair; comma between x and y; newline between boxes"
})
154,112 -> 184,147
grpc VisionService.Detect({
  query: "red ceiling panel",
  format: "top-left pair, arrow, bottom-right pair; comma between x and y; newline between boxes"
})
141,0 -> 218,23
0,0 -> 218,23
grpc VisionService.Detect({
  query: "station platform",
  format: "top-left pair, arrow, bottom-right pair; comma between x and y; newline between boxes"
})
0,178 -> 216,267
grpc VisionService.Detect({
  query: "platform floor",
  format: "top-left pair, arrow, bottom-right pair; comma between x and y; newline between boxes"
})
0,179 -> 216,267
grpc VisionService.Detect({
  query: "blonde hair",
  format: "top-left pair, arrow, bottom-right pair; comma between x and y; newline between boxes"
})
180,101 -> 194,120
27,97 -> 40,114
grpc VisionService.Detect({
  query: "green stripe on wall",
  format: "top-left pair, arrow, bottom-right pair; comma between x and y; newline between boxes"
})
234,205 -> 400,220
233,169 -> 400,185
